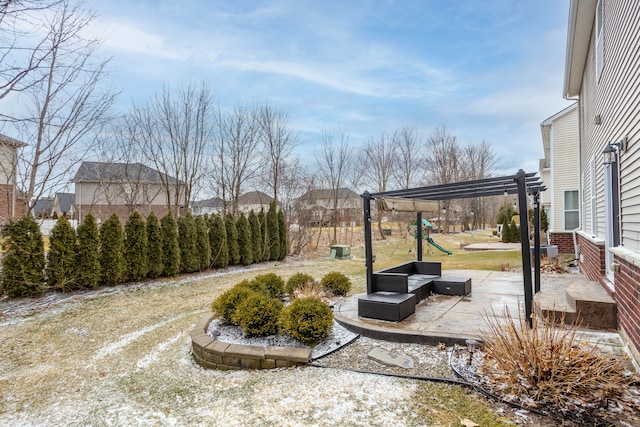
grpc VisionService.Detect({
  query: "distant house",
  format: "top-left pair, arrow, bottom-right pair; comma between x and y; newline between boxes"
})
191,197 -> 224,216
0,133 -> 27,223
539,103 -> 579,253
72,161 -> 185,224
238,191 -> 273,215
32,197 -> 55,219
297,188 -> 361,227
563,0 -> 640,362
53,192 -> 75,218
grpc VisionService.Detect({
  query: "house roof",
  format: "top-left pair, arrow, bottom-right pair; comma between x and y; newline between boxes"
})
0,133 -> 27,148
238,191 -> 273,204
299,188 -> 359,201
564,0 -> 597,98
32,197 -> 54,217
72,162 -> 183,185
55,192 -> 75,213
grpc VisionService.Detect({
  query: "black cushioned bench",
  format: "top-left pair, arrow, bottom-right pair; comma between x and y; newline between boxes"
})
358,261 -> 472,321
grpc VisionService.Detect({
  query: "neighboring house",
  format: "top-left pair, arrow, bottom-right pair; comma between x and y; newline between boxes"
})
191,197 -> 224,216
0,133 -> 27,223
539,103 -> 579,253
238,191 -> 273,215
32,197 -> 55,219
564,0 -> 640,361
72,161 -> 185,224
297,188 -> 361,227
53,192 -> 75,218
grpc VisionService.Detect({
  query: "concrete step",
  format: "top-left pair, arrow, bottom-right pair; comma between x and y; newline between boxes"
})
533,277 -> 617,330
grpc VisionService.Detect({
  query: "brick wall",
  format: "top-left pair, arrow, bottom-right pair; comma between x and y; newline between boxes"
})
577,234 -> 605,281
0,183 -> 26,224
549,232 -> 576,254
614,255 -> 640,362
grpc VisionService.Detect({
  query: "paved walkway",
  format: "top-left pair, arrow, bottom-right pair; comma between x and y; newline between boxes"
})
335,270 -> 634,367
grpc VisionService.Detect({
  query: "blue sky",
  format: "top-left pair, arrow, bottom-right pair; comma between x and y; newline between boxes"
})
85,0 -> 573,176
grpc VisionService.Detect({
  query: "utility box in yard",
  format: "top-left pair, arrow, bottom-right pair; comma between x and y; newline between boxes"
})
330,245 -> 352,259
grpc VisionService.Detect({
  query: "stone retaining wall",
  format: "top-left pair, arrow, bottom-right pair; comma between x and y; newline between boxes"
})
191,314 -> 312,370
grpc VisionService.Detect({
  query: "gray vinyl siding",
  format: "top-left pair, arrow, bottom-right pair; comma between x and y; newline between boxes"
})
579,0 -> 640,249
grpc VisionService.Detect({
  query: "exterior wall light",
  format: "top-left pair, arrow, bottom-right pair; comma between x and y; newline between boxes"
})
603,138 -> 627,165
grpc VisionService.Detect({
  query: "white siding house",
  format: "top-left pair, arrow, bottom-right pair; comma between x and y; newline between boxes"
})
564,0 -> 640,362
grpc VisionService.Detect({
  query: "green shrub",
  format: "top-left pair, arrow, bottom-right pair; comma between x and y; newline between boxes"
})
124,210 -> 148,281
236,278 -> 269,295
208,214 -> 228,268
232,293 -> 283,337
248,210 -> 263,264
267,201 -> 280,260
278,209 -> 288,260
99,213 -> 125,286
160,211 -> 180,277
1,215 -> 46,298
75,212 -> 100,289
146,212 -> 163,279
252,273 -> 285,299
285,273 -> 315,295
178,211 -> 198,273
320,271 -> 351,296
47,215 -> 78,291
236,213 -> 253,266
280,298 -> 333,345
225,213 -> 240,265
195,215 -> 211,271
211,283 -> 254,324
260,208 -> 269,261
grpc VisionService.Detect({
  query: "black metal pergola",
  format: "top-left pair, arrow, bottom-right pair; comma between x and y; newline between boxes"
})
361,169 -> 546,327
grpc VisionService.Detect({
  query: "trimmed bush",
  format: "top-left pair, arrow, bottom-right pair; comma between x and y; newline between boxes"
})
160,211 -> 180,277
320,271 -> 351,296
252,273 -> 285,299
260,208 -> 269,261
124,210 -> 148,281
1,215 -> 46,298
195,215 -> 211,271
225,213 -> 240,265
146,212 -> 163,279
285,273 -> 315,295
248,210 -> 262,264
236,213 -> 253,266
280,298 -> 333,345
278,209 -> 288,260
211,283 -> 254,324
232,293 -> 283,337
209,214 -> 228,268
47,215 -> 78,291
75,212 -> 100,289
501,218 -> 511,243
99,213 -> 125,286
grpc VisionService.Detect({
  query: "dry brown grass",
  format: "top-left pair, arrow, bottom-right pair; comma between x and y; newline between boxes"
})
479,306 -> 640,417
291,280 -> 333,303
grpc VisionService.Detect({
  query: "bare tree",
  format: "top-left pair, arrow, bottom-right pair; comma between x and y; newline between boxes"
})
394,126 -> 425,189
361,131 -> 397,239
0,0 -> 63,100
215,102 -> 262,216
127,82 -> 213,216
3,0 -> 117,214
315,130 -> 360,245
460,140 -> 497,229
258,103 -> 297,204
426,125 -> 460,233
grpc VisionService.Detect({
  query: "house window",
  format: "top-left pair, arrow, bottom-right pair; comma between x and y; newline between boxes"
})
564,190 -> 579,230
596,0 -> 605,80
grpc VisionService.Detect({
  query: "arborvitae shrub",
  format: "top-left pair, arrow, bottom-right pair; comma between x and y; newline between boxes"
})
99,213 -> 125,286
47,216 -> 78,291
195,215 -> 211,271
248,210 -> 262,264
75,212 -> 100,289
225,213 -> 240,265
277,209 -> 288,260
211,283 -> 254,324
260,208 -> 269,261
1,215 -> 46,298
146,211 -> 163,279
178,211 -> 199,273
160,211 -> 180,277
267,201 -> 280,260
510,219 -> 520,243
285,273 -> 315,295
252,273 -> 285,299
501,218 -> 511,243
209,214 -> 228,268
236,213 -> 253,266
231,293 -> 283,337
280,298 -> 333,345
320,271 -> 351,296
124,210 -> 148,281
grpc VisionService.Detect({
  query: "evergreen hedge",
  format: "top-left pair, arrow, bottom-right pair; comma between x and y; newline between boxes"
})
277,209 -> 288,260
225,213 -> 240,265
178,211 -> 199,273
260,207 -> 268,261
75,212 -> 100,289
267,201 -> 280,261
146,211 -> 164,279
209,214 -> 228,268
1,215 -> 46,298
99,213 -> 125,286
195,215 -> 211,272
47,216 -> 78,291
160,211 -> 180,277
236,213 -> 253,266
248,210 -> 262,264
124,210 -> 148,281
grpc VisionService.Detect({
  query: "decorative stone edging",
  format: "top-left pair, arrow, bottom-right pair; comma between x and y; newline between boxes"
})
190,314 -> 312,370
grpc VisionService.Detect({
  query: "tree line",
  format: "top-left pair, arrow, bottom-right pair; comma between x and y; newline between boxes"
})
0,202 -> 288,299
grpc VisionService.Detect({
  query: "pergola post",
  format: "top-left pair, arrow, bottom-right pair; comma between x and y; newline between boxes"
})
362,192 -> 373,294
516,169 -> 534,328
416,212 -> 423,261
533,191 -> 541,294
